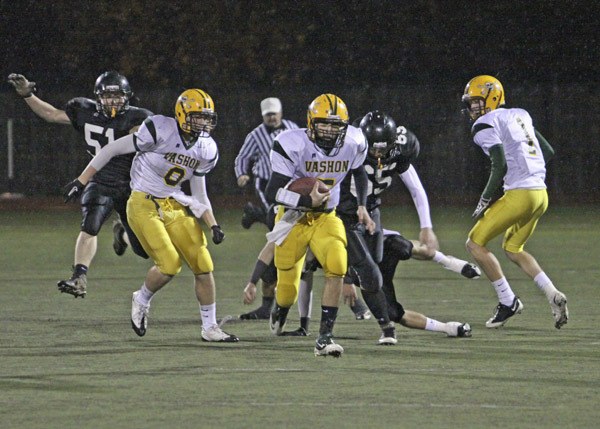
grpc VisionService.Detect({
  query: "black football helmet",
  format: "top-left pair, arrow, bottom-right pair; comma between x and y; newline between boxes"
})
94,71 -> 132,118
359,111 -> 398,161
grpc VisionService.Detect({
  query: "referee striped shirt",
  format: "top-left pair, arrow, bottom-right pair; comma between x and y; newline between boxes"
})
234,119 -> 299,180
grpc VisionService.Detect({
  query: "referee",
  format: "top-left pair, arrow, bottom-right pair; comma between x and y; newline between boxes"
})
234,97 -> 298,229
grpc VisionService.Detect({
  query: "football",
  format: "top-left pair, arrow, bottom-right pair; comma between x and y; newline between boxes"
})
287,177 -> 329,196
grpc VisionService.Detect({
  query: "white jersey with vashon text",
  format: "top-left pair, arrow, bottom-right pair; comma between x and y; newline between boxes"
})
131,115 -> 218,197
472,107 -> 546,190
270,126 -> 367,209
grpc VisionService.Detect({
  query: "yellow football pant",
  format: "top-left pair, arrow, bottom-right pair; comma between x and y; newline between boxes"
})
127,191 -> 213,276
274,210 -> 347,307
469,188 -> 548,253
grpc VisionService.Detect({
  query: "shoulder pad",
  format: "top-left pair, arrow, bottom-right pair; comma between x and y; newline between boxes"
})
128,106 -> 154,118
396,127 -> 420,160
471,122 -> 494,138
65,97 -> 95,112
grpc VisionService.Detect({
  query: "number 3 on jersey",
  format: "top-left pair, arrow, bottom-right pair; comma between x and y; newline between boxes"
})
84,123 -> 115,154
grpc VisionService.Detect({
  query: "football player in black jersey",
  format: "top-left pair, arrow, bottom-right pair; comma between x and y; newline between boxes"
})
8,71 -> 152,298
326,111 -> 478,342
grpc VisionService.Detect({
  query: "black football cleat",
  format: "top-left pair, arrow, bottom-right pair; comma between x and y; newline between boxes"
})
57,274 -> 87,298
239,305 -> 271,320
486,297 -> 523,328
281,327 -> 309,336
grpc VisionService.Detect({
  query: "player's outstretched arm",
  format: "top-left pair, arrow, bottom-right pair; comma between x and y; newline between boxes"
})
8,73 -> 70,124
64,134 -> 136,202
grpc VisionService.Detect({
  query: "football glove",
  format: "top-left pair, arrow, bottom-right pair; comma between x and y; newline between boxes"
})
211,225 -> 225,244
7,73 -> 36,98
472,197 -> 491,218
63,179 -> 85,203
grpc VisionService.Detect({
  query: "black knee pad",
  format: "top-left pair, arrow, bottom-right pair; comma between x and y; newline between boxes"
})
80,183 -> 115,235
387,301 -> 406,323
384,235 -> 413,261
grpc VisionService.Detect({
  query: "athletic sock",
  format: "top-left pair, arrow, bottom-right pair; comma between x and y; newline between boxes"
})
432,251 -> 450,265
319,306 -> 338,335
425,317 -> 446,333
200,302 -> 217,329
534,272 -> 558,301
434,252 -> 467,273
492,277 -> 516,306
274,304 -> 290,327
136,284 -> 154,306
300,316 -> 310,331
73,264 -> 88,277
261,296 -> 274,309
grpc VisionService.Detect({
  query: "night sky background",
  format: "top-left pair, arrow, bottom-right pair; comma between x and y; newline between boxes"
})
3,1 -> 597,90
1,0 -> 598,201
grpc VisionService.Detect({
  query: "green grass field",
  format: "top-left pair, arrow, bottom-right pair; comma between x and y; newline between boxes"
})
1,204 -> 598,428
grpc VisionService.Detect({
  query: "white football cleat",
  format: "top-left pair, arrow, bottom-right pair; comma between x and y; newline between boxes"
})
314,334 -> 344,357
549,291 -> 568,329
201,325 -> 239,342
446,322 -> 472,337
378,323 -> 398,345
443,256 -> 481,279
131,291 -> 150,337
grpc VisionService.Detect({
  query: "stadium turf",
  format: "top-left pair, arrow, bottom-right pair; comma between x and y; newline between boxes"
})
0,204 -> 598,428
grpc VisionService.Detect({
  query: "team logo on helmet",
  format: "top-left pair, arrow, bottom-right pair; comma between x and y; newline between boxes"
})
306,93 -> 349,156
175,89 -> 217,139
359,111 -> 398,165
462,75 -> 505,120
94,71 -> 132,118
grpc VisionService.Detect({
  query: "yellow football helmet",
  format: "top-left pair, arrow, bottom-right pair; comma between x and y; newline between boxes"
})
306,93 -> 349,155
462,75 -> 505,120
175,89 -> 217,138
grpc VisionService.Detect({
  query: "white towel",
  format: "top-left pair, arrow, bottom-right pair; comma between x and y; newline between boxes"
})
170,191 -> 211,218
266,210 -> 304,245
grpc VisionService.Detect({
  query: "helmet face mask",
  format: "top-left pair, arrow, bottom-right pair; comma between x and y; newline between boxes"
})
94,71 -> 132,118
307,94 -> 349,156
462,75 -> 505,120
311,118 -> 348,150
175,89 -> 217,139
359,111 -> 397,162
98,90 -> 128,118
368,142 -> 393,159
185,111 -> 217,137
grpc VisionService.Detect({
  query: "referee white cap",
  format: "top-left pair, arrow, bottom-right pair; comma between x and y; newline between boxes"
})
261,97 -> 282,115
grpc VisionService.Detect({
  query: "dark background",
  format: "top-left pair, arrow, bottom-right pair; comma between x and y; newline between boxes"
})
1,0 -> 598,205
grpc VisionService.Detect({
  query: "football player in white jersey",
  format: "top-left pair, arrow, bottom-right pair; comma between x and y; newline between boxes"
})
462,75 -> 568,329
63,89 -> 238,342
264,93 -> 375,357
